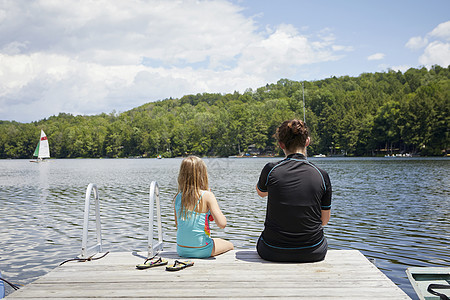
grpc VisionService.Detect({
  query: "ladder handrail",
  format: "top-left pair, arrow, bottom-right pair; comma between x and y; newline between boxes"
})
80,181 -> 163,259
148,181 -> 164,257
81,183 -> 102,258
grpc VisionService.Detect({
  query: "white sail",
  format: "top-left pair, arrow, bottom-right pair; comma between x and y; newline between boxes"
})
38,130 -> 50,159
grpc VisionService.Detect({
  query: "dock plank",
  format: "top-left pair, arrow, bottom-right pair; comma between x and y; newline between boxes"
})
6,250 -> 410,299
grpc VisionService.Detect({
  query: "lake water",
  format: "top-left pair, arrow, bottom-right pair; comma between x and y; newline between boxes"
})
0,157 -> 449,298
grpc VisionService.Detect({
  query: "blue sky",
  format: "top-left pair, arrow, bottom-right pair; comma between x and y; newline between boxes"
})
236,0 -> 450,78
0,0 -> 449,122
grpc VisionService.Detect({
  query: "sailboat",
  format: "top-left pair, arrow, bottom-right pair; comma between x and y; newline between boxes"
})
30,130 -> 50,162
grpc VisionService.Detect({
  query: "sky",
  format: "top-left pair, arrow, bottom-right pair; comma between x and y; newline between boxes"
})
1,0 -> 449,123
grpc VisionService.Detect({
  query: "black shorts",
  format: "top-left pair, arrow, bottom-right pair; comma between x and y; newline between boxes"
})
256,236 -> 327,263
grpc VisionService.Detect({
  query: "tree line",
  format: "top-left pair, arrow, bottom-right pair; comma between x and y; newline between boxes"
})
1,65 -> 449,159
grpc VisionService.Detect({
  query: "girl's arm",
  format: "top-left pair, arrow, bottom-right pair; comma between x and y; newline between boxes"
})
173,193 -> 178,229
174,206 -> 178,229
205,191 -> 227,229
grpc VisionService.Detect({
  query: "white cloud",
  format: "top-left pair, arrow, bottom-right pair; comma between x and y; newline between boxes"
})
405,20 -> 450,68
332,45 -> 354,52
406,36 -> 428,50
367,53 -> 385,61
0,0 -> 348,122
389,65 -> 411,73
429,20 -> 450,40
0,52 -> 146,117
238,24 -> 340,79
419,41 -> 450,67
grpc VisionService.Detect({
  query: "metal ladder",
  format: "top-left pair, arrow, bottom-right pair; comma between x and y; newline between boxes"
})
147,181 -> 164,257
80,181 -> 163,259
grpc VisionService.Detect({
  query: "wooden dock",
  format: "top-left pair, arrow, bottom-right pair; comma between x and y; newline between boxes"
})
6,249 -> 410,299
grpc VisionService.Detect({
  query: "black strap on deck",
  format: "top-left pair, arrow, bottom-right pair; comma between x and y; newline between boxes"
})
59,251 -> 110,266
1,277 -> 21,291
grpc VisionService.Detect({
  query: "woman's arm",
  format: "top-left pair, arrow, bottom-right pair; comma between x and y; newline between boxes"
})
256,185 -> 268,197
321,209 -> 331,226
205,191 -> 227,229
256,163 -> 272,197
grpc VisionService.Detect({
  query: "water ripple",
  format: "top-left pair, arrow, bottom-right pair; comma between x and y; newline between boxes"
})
0,157 -> 449,299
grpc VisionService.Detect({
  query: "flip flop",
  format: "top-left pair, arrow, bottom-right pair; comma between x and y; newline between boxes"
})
136,257 -> 168,269
165,260 -> 194,271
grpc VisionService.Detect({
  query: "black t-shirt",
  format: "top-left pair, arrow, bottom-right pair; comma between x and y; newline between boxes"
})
257,153 -> 332,248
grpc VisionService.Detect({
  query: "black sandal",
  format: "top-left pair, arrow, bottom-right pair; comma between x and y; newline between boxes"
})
136,257 -> 168,269
165,260 -> 194,271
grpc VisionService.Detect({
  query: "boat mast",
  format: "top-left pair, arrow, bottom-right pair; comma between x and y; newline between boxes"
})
302,82 -> 306,123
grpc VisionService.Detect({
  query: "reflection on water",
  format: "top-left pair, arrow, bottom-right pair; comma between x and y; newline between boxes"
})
0,157 -> 449,299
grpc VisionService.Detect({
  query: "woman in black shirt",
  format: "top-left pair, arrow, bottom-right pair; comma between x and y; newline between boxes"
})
256,119 -> 332,262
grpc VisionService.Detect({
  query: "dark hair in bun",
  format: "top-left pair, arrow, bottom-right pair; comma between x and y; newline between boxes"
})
274,119 -> 309,151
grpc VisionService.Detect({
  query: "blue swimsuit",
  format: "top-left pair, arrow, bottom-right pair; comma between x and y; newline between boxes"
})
175,192 -> 214,258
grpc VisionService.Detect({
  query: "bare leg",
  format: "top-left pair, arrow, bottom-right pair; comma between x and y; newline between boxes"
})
211,238 -> 234,257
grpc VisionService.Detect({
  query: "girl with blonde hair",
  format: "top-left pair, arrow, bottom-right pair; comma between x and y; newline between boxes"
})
174,156 -> 233,258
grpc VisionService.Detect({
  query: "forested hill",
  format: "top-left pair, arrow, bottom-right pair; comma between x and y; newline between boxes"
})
1,66 -> 449,158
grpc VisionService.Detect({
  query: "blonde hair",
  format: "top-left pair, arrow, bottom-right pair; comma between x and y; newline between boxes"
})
177,156 -> 209,219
